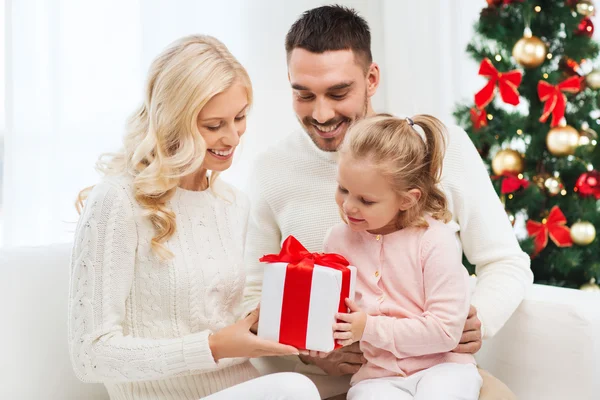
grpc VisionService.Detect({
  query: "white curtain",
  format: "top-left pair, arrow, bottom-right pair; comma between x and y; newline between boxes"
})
2,0 -> 486,247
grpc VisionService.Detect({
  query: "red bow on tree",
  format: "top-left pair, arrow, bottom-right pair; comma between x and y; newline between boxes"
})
496,173 -> 530,194
526,206 -> 573,256
538,76 -> 582,127
474,58 -> 523,109
470,108 -> 488,130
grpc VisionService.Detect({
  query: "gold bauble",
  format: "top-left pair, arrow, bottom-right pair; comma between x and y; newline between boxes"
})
577,0 -> 596,16
544,176 -> 564,196
512,33 -> 548,69
546,125 -> 580,156
570,220 -> 596,245
585,70 -> 600,89
579,124 -> 598,146
580,278 -> 600,292
492,149 -> 524,175
533,173 -> 550,191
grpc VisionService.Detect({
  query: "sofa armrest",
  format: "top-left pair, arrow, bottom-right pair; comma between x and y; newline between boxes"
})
476,283 -> 600,400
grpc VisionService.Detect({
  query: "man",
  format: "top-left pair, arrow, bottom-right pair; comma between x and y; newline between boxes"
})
243,5 -> 532,399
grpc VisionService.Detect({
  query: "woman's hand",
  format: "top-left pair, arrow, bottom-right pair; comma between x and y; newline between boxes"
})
333,299 -> 367,347
209,307 -> 299,361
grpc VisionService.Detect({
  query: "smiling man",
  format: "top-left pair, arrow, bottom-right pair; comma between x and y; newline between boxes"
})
243,5 -> 532,400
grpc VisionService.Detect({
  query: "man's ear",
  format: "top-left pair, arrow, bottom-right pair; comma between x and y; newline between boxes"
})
366,62 -> 380,97
399,189 -> 422,211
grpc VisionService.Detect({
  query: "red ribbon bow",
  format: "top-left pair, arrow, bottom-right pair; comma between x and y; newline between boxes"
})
470,108 -> 488,130
526,206 -> 573,256
259,236 -> 351,350
494,173 -> 530,194
538,76 -> 582,127
474,58 -> 523,109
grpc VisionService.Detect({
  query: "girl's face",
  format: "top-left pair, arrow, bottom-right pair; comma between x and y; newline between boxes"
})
197,82 -> 249,172
335,155 -> 401,234
335,155 -> 418,234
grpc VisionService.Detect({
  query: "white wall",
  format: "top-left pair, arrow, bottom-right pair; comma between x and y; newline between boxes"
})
380,0 -> 484,122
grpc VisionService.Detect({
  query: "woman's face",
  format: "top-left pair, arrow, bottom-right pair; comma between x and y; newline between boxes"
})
197,82 -> 249,172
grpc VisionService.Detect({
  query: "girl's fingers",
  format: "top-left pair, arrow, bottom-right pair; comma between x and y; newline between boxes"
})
345,298 -> 360,312
336,313 -> 353,322
332,322 -> 352,331
333,331 -> 353,340
337,339 -> 355,347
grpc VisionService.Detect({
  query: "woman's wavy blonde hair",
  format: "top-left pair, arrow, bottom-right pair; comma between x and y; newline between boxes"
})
76,35 -> 252,260
339,114 -> 451,230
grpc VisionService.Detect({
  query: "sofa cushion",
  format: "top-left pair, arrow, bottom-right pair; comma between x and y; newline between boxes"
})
0,243 -> 109,400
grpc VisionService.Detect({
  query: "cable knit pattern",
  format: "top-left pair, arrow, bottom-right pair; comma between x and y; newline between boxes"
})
243,125 -> 533,340
68,175 -> 259,400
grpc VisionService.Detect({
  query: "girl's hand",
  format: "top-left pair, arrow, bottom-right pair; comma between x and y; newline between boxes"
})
332,298 -> 367,347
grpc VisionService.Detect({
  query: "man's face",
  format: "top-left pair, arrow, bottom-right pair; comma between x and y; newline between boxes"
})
288,49 -> 379,152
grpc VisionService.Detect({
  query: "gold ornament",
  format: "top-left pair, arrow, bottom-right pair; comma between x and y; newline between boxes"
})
492,149 -> 524,175
533,173 -> 550,191
585,70 -> 600,89
580,278 -> 600,292
579,123 -> 598,146
577,0 -> 596,16
570,220 -> 596,245
512,28 -> 548,69
544,176 -> 564,196
546,125 -> 580,156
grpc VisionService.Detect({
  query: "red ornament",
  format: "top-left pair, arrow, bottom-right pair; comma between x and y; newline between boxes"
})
576,17 -> 594,37
470,108 -> 488,130
538,76 -> 583,127
474,58 -> 523,109
560,57 -> 584,76
500,173 -> 530,194
575,170 -> 600,199
486,0 -> 502,5
565,0 -> 579,7
526,206 -> 573,256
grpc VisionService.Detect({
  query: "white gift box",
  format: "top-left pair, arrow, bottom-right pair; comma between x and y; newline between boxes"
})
257,261 -> 357,352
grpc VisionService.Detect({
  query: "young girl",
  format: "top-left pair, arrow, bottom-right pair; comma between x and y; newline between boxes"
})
324,114 -> 483,399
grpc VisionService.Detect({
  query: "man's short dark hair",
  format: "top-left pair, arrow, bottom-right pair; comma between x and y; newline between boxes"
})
285,5 -> 372,70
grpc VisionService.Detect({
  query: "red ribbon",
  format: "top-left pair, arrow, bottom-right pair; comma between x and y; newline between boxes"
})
259,236 -> 351,350
470,108 -> 488,130
538,76 -> 582,127
494,173 -> 530,194
474,58 -> 523,109
526,206 -> 573,256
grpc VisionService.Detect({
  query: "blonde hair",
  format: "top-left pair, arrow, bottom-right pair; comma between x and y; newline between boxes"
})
339,114 -> 451,229
76,35 -> 253,260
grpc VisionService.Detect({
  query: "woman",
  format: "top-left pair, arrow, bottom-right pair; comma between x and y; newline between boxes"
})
68,35 -> 320,400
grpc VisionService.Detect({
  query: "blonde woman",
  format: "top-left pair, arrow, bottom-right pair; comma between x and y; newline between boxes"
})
68,35 -> 320,400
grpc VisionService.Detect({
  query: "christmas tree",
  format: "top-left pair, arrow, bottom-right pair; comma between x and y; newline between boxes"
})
454,0 -> 600,291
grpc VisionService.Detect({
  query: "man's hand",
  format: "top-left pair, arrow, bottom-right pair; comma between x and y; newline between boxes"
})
299,342 -> 366,376
453,305 -> 482,354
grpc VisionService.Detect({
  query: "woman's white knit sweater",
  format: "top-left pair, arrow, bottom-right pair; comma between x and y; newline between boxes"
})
68,175 -> 259,400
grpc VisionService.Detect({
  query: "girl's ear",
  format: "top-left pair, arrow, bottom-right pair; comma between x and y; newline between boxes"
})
398,189 -> 422,211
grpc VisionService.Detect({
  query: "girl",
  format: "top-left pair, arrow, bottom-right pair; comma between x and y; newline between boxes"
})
324,114 -> 483,399
68,35 -> 319,400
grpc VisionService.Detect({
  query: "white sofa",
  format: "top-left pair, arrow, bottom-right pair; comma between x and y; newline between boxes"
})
1,243 -> 600,400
